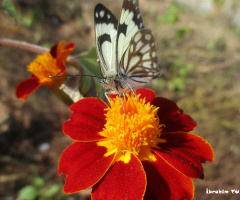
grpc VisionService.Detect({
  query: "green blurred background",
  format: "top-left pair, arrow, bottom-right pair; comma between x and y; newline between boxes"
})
0,0 -> 240,199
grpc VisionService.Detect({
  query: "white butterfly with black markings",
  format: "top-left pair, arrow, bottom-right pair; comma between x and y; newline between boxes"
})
94,0 -> 161,96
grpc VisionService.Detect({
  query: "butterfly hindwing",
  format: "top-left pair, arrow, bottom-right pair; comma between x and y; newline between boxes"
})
120,29 -> 160,88
116,0 -> 144,65
94,4 -> 118,76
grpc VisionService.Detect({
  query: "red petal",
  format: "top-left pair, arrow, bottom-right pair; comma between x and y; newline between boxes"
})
143,153 -> 194,200
159,132 -> 214,163
108,93 -> 118,99
56,40 -> 67,56
58,42 -> 75,72
151,97 -> 197,132
136,88 -> 155,103
64,42 -> 75,50
50,44 -> 58,58
58,41 -> 74,62
16,77 -> 41,101
63,98 -> 107,141
143,161 -> 170,200
163,147 -> 204,172
58,142 -> 115,193
108,88 -> 155,103
50,41 -> 74,72
56,59 -> 67,74
92,154 -> 146,200
153,148 -> 204,179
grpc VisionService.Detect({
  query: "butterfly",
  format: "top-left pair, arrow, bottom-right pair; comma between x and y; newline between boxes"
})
94,0 -> 160,96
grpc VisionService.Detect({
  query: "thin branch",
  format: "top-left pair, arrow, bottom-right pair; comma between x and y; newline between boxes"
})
0,38 -> 49,54
66,56 -> 83,71
0,38 -> 83,70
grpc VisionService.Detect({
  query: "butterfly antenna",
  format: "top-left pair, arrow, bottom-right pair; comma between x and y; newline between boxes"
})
49,74 -> 102,79
117,89 -> 126,116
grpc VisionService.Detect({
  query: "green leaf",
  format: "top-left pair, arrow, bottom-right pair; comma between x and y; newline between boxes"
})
167,78 -> 185,92
178,66 -> 187,76
164,13 -> 179,24
18,185 -> 38,200
33,176 -> 45,188
40,184 -> 62,198
78,46 -> 98,60
176,54 -> 186,63
80,70 -> 91,96
78,59 -> 103,98
22,15 -> 34,27
169,2 -> 184,14
152,79 -> 165,90
1,0 -> 18,23
163,2 -> 184,25
156,15 -> 163,26
176,28 -> 186,39
79,59 -> 101,79
207,38 -> 227,52
186,63 -> 194,72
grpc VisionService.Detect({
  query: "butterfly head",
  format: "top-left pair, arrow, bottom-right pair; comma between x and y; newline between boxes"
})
100,77 -> 113,87
100,77 -> 117,94
100,75 -> 130,94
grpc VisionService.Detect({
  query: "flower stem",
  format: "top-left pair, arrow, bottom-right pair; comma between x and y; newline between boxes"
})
50,83 -> 82,106
0,38 -> 82,70
0,38 -> 49,54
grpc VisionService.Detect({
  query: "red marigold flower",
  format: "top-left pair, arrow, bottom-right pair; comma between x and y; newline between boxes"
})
16,41 -> 74,101
58,88 -> 214,200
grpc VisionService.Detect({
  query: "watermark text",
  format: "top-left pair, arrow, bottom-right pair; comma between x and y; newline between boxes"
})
206,188 -> 239,194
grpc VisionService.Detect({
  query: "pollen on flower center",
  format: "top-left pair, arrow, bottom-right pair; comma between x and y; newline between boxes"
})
99,93 -> 162,160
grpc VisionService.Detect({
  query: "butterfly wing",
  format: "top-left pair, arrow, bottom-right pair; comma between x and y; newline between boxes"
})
116,0 -> 144,66
94,4 -> 118,77
120,29 -> 160,88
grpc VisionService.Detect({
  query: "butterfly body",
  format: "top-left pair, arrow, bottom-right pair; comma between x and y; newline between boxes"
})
100,75 -> 128,94
94,0 -> 160,95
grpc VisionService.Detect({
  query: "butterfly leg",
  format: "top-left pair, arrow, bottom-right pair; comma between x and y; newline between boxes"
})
116,89 -> 126,116
125,83 -> 137,97
104,90 -> 126,116
125,83 -> 140,102
104,91 -> 111,104
96,87 -> 109,108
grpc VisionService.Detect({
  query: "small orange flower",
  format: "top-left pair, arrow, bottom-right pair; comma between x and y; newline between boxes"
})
16,41 -> 74,101
58,89 -> 214,200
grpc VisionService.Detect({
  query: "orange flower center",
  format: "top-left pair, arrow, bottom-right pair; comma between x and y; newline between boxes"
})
27,52 -> 66,86
99,93 -> 163,162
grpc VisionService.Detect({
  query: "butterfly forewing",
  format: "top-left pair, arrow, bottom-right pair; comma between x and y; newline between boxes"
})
94,0 -> 160,95
94,4 -> 118,76
120,29 -> 160,88
116,0 -> 144,66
